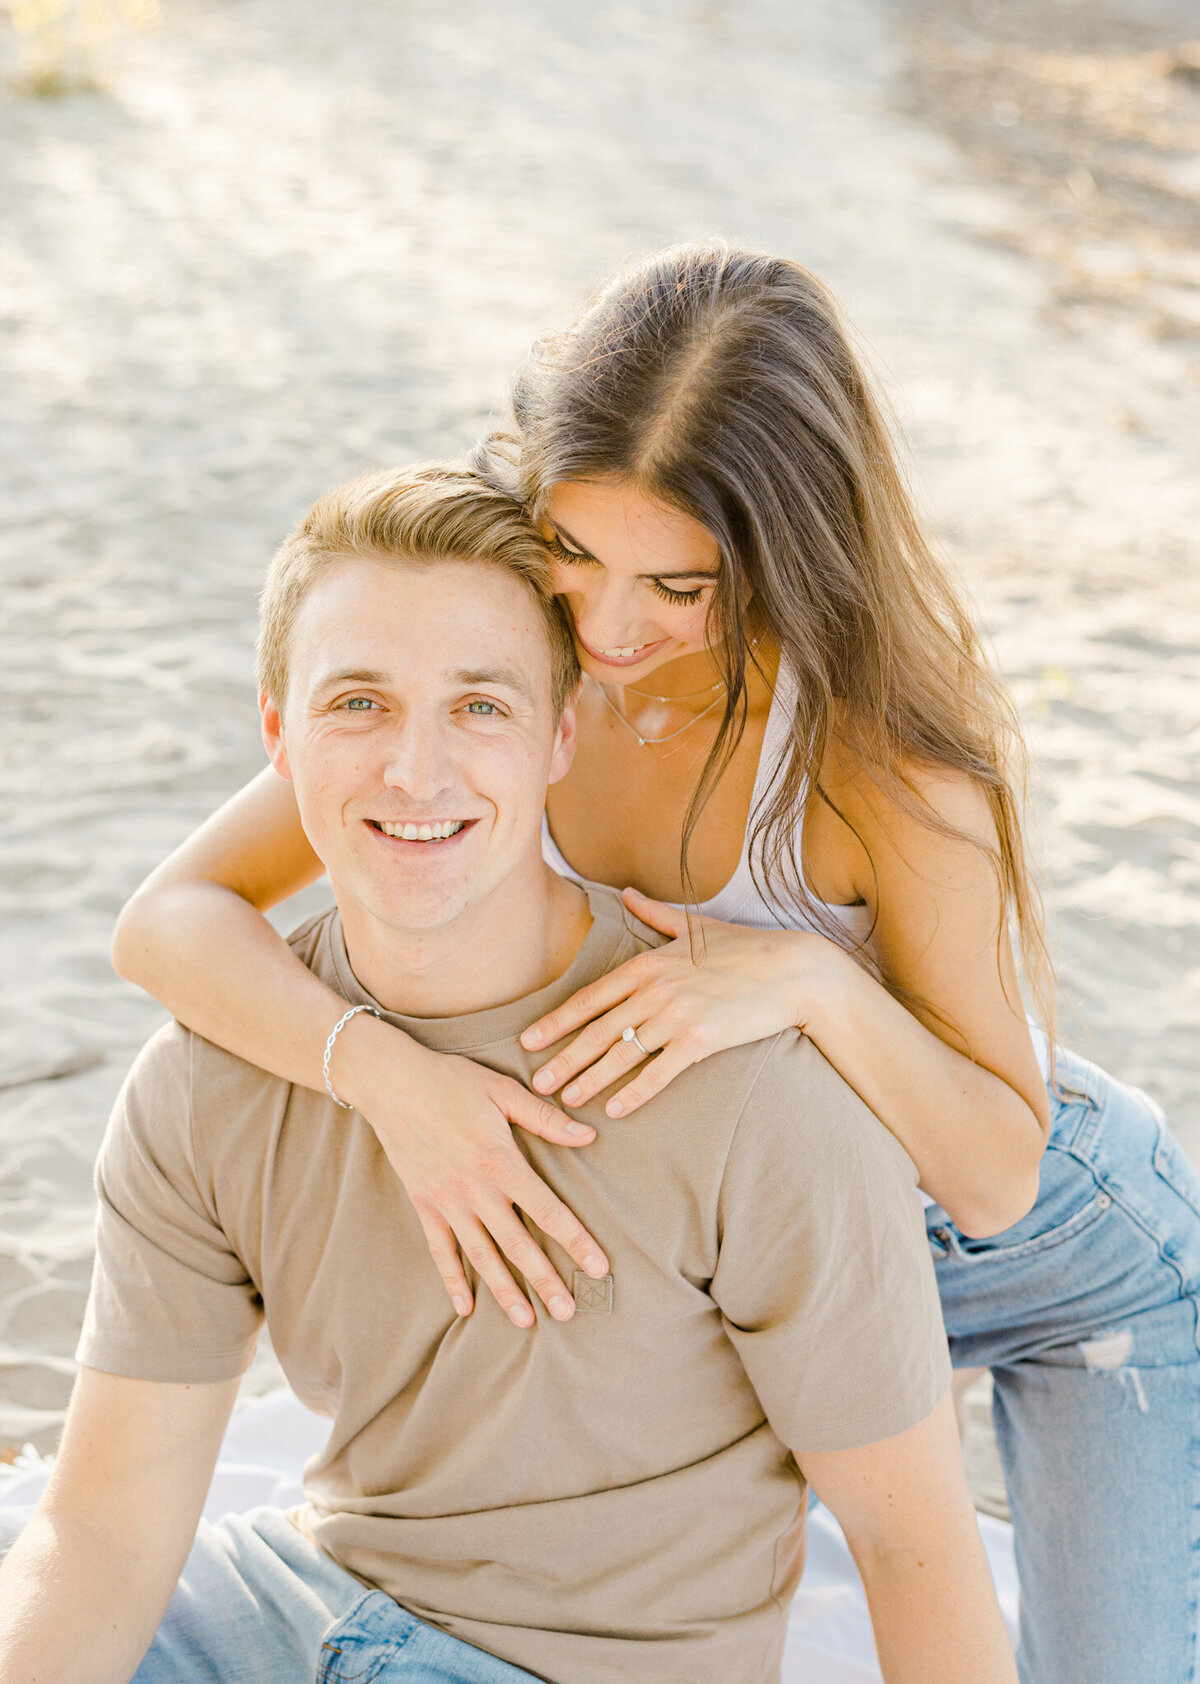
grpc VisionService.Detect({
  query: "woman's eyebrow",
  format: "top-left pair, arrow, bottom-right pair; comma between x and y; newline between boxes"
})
550,521 -> 719,580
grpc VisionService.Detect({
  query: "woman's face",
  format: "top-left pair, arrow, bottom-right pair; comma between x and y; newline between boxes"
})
542,478 -> 723,685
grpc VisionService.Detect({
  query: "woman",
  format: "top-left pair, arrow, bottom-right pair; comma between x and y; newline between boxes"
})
114,244 -> 1200,1684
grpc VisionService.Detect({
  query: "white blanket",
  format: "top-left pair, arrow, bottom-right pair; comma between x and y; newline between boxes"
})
0,1389 -> 1019,1680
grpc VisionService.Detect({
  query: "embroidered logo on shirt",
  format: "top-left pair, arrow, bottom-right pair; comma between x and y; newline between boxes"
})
573,1272 -> 614,1313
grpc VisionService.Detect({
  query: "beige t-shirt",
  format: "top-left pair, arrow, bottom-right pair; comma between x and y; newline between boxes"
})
78,884 -> 949,1684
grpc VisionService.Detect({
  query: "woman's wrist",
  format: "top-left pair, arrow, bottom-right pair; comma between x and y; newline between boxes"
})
785,928 -> 862,1036
327,1006 -> 426,1117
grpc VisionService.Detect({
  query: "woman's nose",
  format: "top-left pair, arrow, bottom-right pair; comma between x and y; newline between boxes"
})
564,576 -> 653,650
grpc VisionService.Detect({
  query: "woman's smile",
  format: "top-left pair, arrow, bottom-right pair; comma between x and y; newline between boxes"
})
570,626 -> 673,670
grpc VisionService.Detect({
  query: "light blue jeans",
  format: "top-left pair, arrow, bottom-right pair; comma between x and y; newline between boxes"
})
928,1045 -> 1200,1684
0,1505 -> 540,1683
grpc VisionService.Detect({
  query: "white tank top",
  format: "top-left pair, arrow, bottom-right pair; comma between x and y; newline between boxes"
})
542,670 -> 1051,1208
541,668 -> 876,943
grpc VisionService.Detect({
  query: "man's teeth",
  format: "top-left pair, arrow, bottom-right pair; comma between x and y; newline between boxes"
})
377,820 -> 466,841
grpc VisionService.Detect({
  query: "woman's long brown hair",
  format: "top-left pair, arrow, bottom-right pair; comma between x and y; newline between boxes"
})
474,241 -> 1055,1042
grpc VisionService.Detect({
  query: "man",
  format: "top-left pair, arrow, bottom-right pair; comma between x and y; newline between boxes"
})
0,464 -> 1016,1683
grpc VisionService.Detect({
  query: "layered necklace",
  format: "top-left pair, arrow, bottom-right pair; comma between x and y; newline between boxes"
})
591,672 -> 726,748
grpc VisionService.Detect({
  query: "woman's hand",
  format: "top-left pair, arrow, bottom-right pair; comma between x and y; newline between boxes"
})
519,887 -> 831,1117
341,1015 -> 610,1328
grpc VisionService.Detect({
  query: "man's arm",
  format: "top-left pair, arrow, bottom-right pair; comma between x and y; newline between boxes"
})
0,1366 -> 240,1684
797,1391 -> 1017,1684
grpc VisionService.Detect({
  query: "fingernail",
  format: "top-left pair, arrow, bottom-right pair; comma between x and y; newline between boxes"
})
509,1304 -> 535,1328
532,1069 -> 555,1092
584,1255 -> 608,1277
452,1295 -> 471,1316
565,1120 -> 593,1137
607,1100 -> 624,1118
522,1028 -> 542,1048
550,1295 -> 574,1320
562,1083 -> 581,1105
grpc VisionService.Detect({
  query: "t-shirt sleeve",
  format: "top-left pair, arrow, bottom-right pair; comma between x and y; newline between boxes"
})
76,1022 -> 263,1383
709,1032 -> 951,1454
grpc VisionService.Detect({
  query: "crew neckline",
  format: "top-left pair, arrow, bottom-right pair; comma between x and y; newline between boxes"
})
324,883 -> 633,1054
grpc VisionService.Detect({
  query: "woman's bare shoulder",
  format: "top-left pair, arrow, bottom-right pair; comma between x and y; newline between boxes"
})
816,730 -> 999,868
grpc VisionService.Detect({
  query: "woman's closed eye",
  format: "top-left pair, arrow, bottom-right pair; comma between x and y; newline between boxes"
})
547,533 -> 598,566
649,579 -> 705,606
549,532 -> 710,605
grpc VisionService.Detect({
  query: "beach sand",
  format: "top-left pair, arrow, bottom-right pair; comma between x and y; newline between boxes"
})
1,0 -> 1197,1509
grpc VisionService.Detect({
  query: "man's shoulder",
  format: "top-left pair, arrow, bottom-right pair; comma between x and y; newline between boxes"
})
120,1015 -> 195,1104
578,881 -> 671,964
117,1014 -> 291,1143
573,889 -> 914,1180
732,1029 -> 920,1186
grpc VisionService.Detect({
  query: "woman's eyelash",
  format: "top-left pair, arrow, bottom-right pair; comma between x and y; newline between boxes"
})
649,580 -> 705,606
547,533 -> 597,566
548,534 -> 709,605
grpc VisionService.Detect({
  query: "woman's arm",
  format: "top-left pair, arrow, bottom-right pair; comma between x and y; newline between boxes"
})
113,766 -> 344,1088
113,769 -> 609,1324
521,770 -> 1049,1237
794,762 -> 1050,1234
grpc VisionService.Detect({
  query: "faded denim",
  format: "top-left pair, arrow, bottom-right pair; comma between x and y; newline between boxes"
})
0,1504 -> 540,1683
928,1045 -> 1200,1684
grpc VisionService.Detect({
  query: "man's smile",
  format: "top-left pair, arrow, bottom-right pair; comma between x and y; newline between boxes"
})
366,817 -> 478,846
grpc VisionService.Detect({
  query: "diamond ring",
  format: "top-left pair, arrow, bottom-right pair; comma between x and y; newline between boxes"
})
622,1025 -> 649,1056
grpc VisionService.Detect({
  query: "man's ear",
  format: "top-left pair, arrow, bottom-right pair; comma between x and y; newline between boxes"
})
547,691 -> 579,786
260,690 -> 294,781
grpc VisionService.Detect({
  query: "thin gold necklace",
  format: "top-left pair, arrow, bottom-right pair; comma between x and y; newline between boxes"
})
592,677 -> 726,747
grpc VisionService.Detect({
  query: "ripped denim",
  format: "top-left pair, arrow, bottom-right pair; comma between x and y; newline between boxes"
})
928,1045 -> 1200,1684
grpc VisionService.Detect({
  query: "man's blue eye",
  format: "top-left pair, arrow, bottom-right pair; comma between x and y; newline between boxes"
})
466,700 -> 499,715
345,697 -> 376,710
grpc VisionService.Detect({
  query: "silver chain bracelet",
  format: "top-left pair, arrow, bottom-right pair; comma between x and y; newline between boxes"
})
323,1004 -> 382,1110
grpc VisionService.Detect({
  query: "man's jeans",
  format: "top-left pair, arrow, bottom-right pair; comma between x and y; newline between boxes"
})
929,1045 -> 1200,1684
0,1504 -> 541,1683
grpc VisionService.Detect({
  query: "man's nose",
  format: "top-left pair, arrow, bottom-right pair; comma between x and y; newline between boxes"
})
380,716 -> 455,800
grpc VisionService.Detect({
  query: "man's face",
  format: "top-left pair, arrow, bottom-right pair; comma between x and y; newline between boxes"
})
262,557 -> 575,935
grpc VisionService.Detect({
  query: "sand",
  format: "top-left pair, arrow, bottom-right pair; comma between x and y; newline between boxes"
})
0,0 -> 1197,1491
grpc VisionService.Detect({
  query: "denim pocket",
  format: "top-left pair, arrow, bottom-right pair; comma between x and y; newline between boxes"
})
930,1138 -> 1113,1263
937,1181 -> 1113,1263
318,1592 -> 419,1682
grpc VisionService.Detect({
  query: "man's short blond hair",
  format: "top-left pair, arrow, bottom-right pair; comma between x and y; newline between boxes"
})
257,463 -> 580,717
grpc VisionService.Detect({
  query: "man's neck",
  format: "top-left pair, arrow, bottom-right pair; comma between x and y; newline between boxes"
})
335,861 -> 593,1020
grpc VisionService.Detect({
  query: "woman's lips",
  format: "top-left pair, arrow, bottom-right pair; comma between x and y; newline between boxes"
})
573,628 -> 671,668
